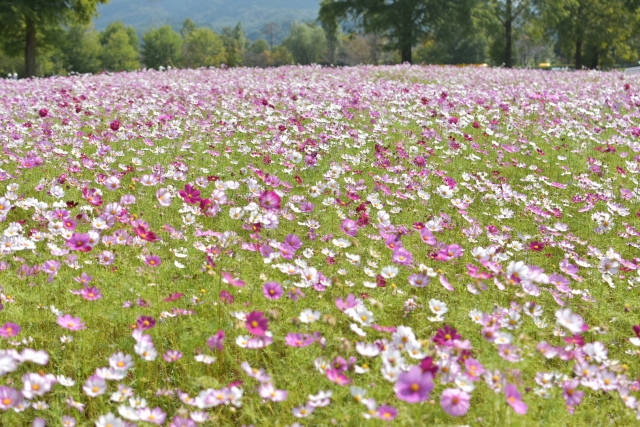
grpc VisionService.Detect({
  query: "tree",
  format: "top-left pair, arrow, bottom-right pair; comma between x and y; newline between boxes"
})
484,0 -> 530,67
283,22 -> 327,65
221,22 -> 248,67
319,0 -> 476,63
60,24 -> 102,73
545,0 -> 639,69
181,18 -> 197,38
261,22 -> 278,50
321,18 -> 341,65
182,27 -> 225,68
0,0 -> 108,77
142,25 -> 182,69
244,39 -> 271,67
270,45 -> 294,66
99,21 -> 139,71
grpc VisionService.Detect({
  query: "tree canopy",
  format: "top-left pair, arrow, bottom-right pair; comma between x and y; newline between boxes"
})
142,25 -> 183,69
0,0 -> 108,76
319,0 -> 477,63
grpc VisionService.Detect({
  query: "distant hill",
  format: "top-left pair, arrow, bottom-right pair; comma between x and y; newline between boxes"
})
94,0 -> 320,42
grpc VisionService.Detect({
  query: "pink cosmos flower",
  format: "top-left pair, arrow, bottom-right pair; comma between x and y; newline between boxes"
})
178,184 -> 202,204
505,384 -> 527,414
245,311 -> 268,336
285,332 -> 315,347
263,282 -> 283,300
222,272 -> 245,287
394,366 -> 434,403
207,330 -> 225,351
0,322 -> 20,338
0,386 -> 22,410
136,316 -> 156,330
163,350 -> 183,362
392,247 -> 413,265
139,407 -> 166,425
259,190 -> 281,210
377,405 -> 397,420
145,255 -> 162,267
340,219 -> 358,237
57,314 -> 86,331
440,388 -> 471,416
67,233 -> 92,252
562,379 -> 584,408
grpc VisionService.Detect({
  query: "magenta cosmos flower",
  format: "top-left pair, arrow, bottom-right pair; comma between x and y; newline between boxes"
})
340,219 -> 358,237
57,314 -> 86,331
178,184 -> 202,204
137,316 -> 156,330
246,311 -> 268,336
0,322 -> 20,338
394,365 -> 434,403
505,384 -> 527,414
259,190 -> 281,210
66,233 -> 92,252
377,405 -> 397,420
263,282 -> 283,300
145,255 -> 162,267
207,330 -> 225,351
562,379 -> 584,407
440,388 -> 471,416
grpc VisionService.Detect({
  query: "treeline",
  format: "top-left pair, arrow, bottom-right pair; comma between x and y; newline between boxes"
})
1,0 -> 640,77
0,18 -> 396,77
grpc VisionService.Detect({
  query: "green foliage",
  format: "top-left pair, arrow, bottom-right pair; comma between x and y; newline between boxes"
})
182,27 -> 225,68
181,18 -> 197,38
544,0 -> 640,68
269,45 -> 294,66
142,25 -> 183,69
221,23 -> 248,67
59,24 -> 103,73
319,0 -> 477,63
0,0 -> 108,76
283,22 -> 327,65
0,50 -> 23,76
244,39 -> 271,67
99,21 -> 140,71
414,33 -> 488,64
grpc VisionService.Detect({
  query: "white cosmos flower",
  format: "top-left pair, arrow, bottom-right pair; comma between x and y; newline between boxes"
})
229,207 -> 244,219
380,266 -> 398,279
429,299 -> 448,315
332,238 -> 351,248
436,185 -> 454,198
299,309 -> 321,323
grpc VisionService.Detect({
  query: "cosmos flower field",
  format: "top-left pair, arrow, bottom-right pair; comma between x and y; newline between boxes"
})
0,65 -> 639,427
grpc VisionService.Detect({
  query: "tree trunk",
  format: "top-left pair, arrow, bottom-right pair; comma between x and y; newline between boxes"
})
25,17 -> 37,77
574,39 -> 582,70
589,49 -> 599,69
505,0 -> 512,68
401,43 -> 412,64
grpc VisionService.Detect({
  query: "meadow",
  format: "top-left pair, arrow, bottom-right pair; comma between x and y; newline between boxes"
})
0,64 -> 639,427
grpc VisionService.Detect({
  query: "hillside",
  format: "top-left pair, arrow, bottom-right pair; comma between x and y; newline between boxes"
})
94,0 -> 320,42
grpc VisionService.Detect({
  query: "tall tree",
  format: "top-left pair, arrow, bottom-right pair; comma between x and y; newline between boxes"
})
485,0 -> 530,67
545,0 -> 639,69
319,0 -> 476,63
182,27 -> 225,68
99,21 -> 139,71
221,22 -> 248,67
60,24 -> 102,73
0,0 -> 108,77
180,18 -> 197,38
283,22 -> 328,65
261,22 -> 278,50
142,25 -> 182,69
